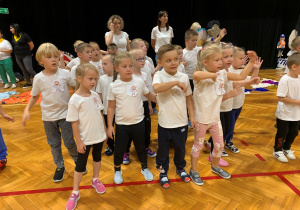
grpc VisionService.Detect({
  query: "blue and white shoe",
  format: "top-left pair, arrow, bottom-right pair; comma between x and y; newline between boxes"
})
114,171 -> 123,184
141,168 -> 153,181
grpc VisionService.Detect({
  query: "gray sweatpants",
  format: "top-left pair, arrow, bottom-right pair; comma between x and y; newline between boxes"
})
15,54 -> 36,84
43,119 -> 78,168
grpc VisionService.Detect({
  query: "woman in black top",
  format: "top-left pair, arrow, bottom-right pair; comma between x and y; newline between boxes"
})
10,23 -> 36,88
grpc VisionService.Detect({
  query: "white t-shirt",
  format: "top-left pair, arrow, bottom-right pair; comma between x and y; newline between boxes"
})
67,57 -> 80,69
151,26 -> 174,53
183,47 -> 202,79
90,60 -> 104,76
220,79 -> 233,112
153,69 -> 192,128
0,40 -> 12,60
105,31 -> 129,52
141,60 -> 154,92
275,74 -> 300,121
66,91 -> 107,145
193,69 -> 227,124
31,68 -> 75,121
96,74 -> 113,114
284,50 -> 297,74
146,56 -> 154,67
228,66 -> 251,109
177,63 -> 185,74
133,72 -> 152,101
107,77 -> 149,125
71,64 -> 79,82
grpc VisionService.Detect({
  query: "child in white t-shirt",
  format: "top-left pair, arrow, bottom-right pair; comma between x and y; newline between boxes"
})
22,43 -> 78,182
182,29 -> 202,91
66,63 -> 107,210
153,44 -> 196,189
65,40 -> 84,70
71,43 -> 92,83
89,42 -> 105,76
174,45 -> 186,74
273,53 -> 300,163
284,37 -> 300,74
107,51 -> 157,184
190,43 -> 257,184
224,47 -> 262,153
96,54 -> 115,156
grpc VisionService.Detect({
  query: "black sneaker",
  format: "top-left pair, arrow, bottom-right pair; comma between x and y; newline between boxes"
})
53,167 -> 65,182
176,169 -> 190,183
225,144 -> 240,153
83,167 -> 87,174
104,147 -> 113,156
160,174 -> 170,189
23,83 -> 32,89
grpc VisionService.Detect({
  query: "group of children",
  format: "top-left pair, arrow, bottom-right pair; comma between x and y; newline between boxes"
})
0,24 -> 298,210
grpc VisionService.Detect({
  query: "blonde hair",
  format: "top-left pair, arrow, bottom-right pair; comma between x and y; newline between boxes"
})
73,40 -> 84,49
287,53 -> 300,69
174,45 -> 183,50
113,51 -> 133,81
102,54 -> 114,63
291,37 -> 300,50
36,43 -> 60,66
220,42 -> 233,51
190,22 -> 201,31
107,15 -> 124,31
144,40 -> 149,49
76,43 -> 91,53
233,46 -> 245,56
75,63 -> 99,90
157,44 -> 176,60
130,38 -> 144,49
89,41 -> 100,49
196,43 -> 222,71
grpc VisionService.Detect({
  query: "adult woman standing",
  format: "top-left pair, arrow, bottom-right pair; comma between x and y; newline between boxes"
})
0,30 -> 16,89
10,23 -> 36,88
151,10 -> 174,63
105,15 -> 130,52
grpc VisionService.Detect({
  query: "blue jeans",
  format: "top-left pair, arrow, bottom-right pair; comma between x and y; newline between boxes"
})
0,129 -> 7,160
224,107 -> 243,145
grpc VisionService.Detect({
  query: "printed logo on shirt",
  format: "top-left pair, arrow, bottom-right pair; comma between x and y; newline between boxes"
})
94,97 -> 101,109
127,85 -> 138,96
52,80 -> 64,92
215,72 -> 226,95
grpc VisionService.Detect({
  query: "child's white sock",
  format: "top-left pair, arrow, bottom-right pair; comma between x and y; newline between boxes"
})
72,190 -> 79,195
92,178 -> 98,182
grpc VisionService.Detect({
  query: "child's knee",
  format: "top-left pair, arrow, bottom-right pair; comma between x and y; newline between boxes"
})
191,137 -> 204,157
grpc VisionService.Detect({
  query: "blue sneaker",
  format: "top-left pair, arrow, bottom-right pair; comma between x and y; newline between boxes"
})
123,153 -> 129,164
105,147 -> 113,156
146,148 -> 156,157
153,108 -> 158,114
114,171 -> 123,184
188,120 -> 192,128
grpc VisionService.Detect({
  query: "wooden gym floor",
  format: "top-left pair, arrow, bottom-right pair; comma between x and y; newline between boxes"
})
0,69 -> 300,209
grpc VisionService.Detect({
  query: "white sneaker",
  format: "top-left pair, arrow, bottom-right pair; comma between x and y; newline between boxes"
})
141,168 -> 153,181
283,150 -> 296,160
114,171 -> 123,184
273,151 -> 288,163
4,84 -> 10,89
11,84 -> 17,89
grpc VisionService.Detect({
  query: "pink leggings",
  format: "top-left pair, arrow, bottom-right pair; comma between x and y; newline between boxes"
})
191,121 -> 224,158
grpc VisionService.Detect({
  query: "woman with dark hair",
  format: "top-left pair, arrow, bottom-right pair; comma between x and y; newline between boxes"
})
0,29 -> 17,88
151,10 -> 174,63
288,14 -> 300,50
10,23 -> 36,88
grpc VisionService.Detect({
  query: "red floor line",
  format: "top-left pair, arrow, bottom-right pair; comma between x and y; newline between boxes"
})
1,170 -> 300,197
240,140 -> 249,146
277,175 -> 300,197
255,154 -> 266,161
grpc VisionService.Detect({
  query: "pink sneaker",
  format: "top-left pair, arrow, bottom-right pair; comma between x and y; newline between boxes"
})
66,193 -> 80,210
205,141 -> 211,151
92,179 -> 106,194
208,155 -> 229,167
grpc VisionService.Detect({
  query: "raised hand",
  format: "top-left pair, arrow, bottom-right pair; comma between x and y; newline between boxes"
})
247,51 -> 258,63
253,57 -> 264,69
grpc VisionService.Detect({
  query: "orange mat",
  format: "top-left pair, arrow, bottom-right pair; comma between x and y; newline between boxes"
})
0,91 -> 42,104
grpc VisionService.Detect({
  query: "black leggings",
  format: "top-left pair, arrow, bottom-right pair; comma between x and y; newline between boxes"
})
75,142 -> 103,172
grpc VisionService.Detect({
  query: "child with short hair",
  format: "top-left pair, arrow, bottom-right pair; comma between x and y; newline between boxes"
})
284,37 -> 300,73
174,45 -> 186,73
66,40 -> 84,70
66,63 -> 107,210
22,43 -> 78,182
143,40 -> 155,67
89,41 -> 105,76
183,29 -> 202,90
153,44 -> 196,188
107,51 -> 156,184
189,43 -> 257,184
107,43 -> 118,55
71,43 -> 92,82
96,54 -> 115,156
273,53 -> 300,162
0,104 -> 15,171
